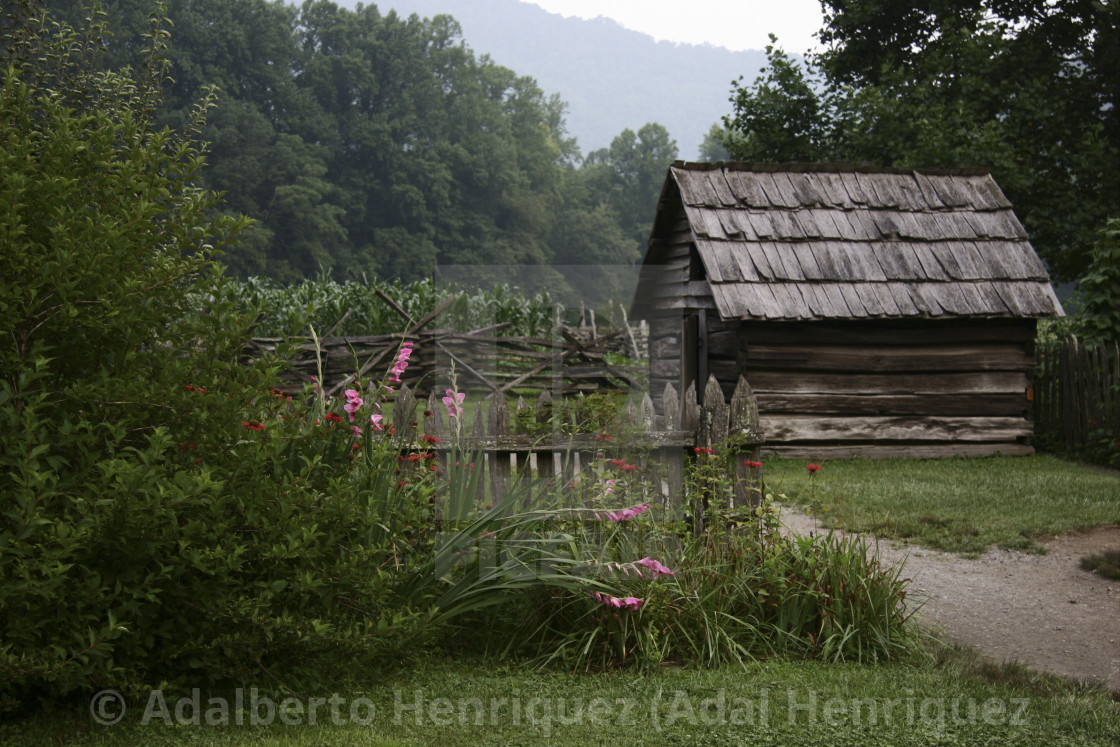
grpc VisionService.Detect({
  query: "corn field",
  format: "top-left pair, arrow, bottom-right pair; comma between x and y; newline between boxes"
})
213,276 -> 560,338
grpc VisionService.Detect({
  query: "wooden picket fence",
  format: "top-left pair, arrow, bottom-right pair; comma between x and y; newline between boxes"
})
395,374 -> 765,523
1034,337 -> 1120,450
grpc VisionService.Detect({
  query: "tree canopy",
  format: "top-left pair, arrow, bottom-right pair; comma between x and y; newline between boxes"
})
42,0 -> 673,285
722,1 -> 1119,284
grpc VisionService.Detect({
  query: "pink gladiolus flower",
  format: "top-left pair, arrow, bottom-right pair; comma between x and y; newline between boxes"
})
343,389 -> 364,422
387,345 -> 414,383
370,413 -> 383,431
590,591 -> 644,610
635,557 -> 675,576
351,425 -> 362,437
442,388 -> 465,418
597,503 -> 651,522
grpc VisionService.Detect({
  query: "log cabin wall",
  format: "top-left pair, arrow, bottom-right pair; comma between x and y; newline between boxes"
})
733,318 -> 1038,458
631,162 -> 1064,457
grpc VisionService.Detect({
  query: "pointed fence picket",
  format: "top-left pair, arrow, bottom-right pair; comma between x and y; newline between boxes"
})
405,374 -> 765,520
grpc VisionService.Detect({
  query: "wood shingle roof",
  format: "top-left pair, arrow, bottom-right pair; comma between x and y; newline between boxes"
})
634,162 -> 1064,321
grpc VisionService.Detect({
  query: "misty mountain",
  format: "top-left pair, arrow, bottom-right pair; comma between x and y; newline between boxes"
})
354,0 -> 768,159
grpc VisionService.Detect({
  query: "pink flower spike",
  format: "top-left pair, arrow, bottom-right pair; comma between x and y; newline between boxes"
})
370,413 -> 384,431
601,503 -> 652,522
343,389 -> 364,421
635,557 -> 675,576
590,591 -> 644,610
442,388 -> 465,418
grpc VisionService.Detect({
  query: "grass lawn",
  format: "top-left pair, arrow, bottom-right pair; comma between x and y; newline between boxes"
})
762,454 -> 1120,556
3,647 -> 1118,746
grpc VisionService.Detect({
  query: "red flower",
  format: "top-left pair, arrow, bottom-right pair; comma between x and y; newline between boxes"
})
806,463 -> 821,474
744,460 -> 762,469
424,435 -> 440,444
693,447 -> 714,455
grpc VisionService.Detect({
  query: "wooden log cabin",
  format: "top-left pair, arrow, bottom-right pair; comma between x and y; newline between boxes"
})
630,162 -> 1065,458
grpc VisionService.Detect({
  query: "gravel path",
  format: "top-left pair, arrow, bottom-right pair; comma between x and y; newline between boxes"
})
778,504 -> 1120,691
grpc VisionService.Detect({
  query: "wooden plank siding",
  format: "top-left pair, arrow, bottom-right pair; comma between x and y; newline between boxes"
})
733,319 -> 1037,456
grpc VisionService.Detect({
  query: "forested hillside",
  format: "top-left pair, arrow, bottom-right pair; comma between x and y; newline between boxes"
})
41,0 -> 681,286
368,0 -> 769,158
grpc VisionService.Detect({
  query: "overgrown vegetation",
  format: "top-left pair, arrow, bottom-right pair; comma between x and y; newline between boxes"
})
766,456 -> 1120,556
217,275 -> 559,338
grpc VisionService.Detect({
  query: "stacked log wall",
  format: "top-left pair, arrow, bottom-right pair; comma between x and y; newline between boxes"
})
726,318 -> 1038,458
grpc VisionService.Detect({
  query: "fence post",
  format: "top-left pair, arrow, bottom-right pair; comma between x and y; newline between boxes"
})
661,383 -> 684,516
729,375 -> 764,509
471,400 -> 487,503
393,383 -> 416,442
488,395 -> 510,503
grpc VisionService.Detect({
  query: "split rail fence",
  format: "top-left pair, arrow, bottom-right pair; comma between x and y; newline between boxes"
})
247,295 -> 644,398
1034,337 -> 1120,450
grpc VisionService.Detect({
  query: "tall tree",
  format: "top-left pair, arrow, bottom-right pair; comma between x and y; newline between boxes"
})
583,122 -> 679,252
723,1 -> 1119,282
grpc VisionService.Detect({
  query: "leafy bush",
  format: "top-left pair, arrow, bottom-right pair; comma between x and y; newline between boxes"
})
1068,218 -> 1120,345
0,3 -> 435,708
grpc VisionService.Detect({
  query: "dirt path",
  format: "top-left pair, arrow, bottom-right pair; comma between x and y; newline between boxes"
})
778,504 -> 1120,691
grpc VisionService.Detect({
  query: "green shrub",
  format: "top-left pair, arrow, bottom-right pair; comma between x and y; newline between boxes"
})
0,3 -> 434,708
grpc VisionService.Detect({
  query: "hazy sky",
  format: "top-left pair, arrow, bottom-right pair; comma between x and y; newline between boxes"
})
525,0 -> 826,53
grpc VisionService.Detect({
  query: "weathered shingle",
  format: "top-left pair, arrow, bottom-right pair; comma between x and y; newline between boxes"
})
632,162 -> 1063,321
